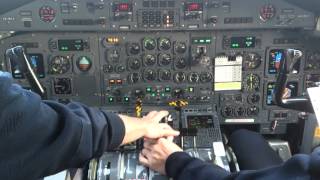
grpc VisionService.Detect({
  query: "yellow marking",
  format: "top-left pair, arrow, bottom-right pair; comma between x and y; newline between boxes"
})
315,127 -> 320,138
215,82 -> 242,91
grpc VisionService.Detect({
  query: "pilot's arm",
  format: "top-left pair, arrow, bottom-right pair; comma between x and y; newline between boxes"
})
0,71 -> 179,179
140,138 -> 320,180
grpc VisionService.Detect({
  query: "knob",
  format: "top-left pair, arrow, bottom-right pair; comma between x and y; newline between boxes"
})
143,37 -> 156,50
128,58 -> 141,70
143,54 -> 156,66
159,38 -> 171,51
247,94 -> 260,104
174,72 -> 186,83
128,43 -> 140,55
115,65 -> 125,73
143,69 -> 157,81
173,88 -> 184,98
175,57 -> 187,69
134,89 -> 144,98
159,53 -> 172,66
200,72 -> 213,83
159,69 -> 171,81
188,72 -> 199,83
175,42 -> 187,54
128,73 -> 140,84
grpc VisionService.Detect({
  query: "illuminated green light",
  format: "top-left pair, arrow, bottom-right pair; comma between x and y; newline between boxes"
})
146,87 -> 152,93
151,93 -> 156,97
189,87 -> 194,92
124,97 -> 130,102
205,39 -> 211,43
165,87 -> 171,92
108,97 -> 114,102
161,93 -> 165,97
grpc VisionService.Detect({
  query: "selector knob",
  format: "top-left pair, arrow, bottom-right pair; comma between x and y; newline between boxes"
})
143,69 -> 157,81
129,43 -> 141,55
174,72 -> 186,83
173,88 -> 184,98
175,42 -> 187,54
159,38 -> 171,51
115,65 -> 125,73
128,73 -> 140,84
143,54 -> 156,66
143,37 -> 156,50
128,58 -> 141,70
200,72 -> 213,83
159,53 -> 172,66
134,89 -> 144,98
175,57 -> 187,69
188,72 -> 200,83
159,69 -> 171,81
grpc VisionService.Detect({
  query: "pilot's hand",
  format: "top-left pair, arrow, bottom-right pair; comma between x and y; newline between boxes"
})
139,138 -> 183,175
119,111 -> 179,145
142,111 -> 180,139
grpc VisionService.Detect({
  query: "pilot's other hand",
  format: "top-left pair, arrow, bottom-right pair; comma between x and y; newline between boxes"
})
139,138 -> 183,175
142,111 -> 180,139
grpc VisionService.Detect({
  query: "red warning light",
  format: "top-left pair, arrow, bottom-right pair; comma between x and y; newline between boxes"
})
187,3 -> 201,11
118,3 -> 130,11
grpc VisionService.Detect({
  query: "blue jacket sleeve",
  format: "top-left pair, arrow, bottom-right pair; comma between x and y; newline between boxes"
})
165,148 -> 320,180
0,72 -> 125,179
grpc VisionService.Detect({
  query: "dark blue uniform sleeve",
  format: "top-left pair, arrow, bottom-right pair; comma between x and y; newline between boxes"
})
0,72 -> 125,179
165,148 -> 320,180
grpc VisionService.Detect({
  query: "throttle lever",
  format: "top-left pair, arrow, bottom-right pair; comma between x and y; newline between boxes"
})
5,46 -> 46,98
274,49 -> 313,113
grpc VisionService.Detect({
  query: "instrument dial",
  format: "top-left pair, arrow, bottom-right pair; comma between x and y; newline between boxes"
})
143,69 -> 157,81
159,38 -> 171,51
175,42 -> 187,54
143,54 -> 156,66
200,72 -> 213,83
175,57 -> 187,69
128,58 -> 141,70
174,72 -> 186,83
243,52 -> 262,70
159,54 -> 172,66
159,69 -> 171,81
77,56 -> 92,72
244,74 -> 260,91
128,43 -> 140,55
49,56 -> 71,74
128,73 -> 140,84
188,72 -> 200,83
143,38 -> 156,50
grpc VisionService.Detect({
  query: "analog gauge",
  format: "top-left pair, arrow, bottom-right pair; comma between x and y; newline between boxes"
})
200,72 -> 213,83
53,78 -> 72,95
143,38 -> 156,50
159,53 -> 172,66
39,5 -> 56,23
159,69 -> 171,81
174,72 -> 186,83
260,4 -> 276,22
244,74 -> 260,91
188,72 -> 200,83
158,38 -> 171,51
128,72 -> 140,84
143,69 -> 157,81
128,43 -> 140,55
175,57 -> 187,69
243,52 -> 262,70
77,56 -> 92,72
128,58 -> 141,70
49,56 -> 71,74
143,54 -> 156,66
175,42 -> 187,54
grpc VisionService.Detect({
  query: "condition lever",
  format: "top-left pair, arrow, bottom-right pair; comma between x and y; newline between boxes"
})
6,46 -> 46,98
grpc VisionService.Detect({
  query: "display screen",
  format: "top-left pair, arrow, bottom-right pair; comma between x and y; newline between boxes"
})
266,82 -> 298,105
185,3 -> 203,11
113,3 -> 132,12
187,115 -> 214,128
268,49 -> 284,74
58,39 -> 84,51
10,54 -> 45,79
230,36 -> 256,48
